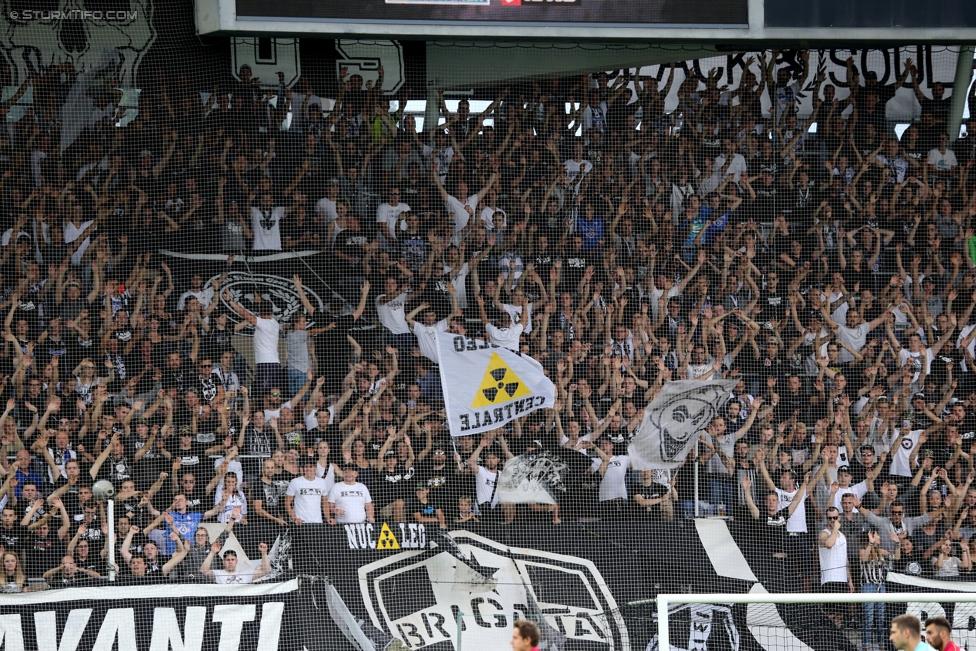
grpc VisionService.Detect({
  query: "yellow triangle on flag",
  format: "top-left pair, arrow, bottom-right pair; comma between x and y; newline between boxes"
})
376,523 -> 400,550
471,352 -> 533,408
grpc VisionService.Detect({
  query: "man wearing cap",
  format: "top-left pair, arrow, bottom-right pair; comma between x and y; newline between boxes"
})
327,464 -> 374,525
56,264 -> 101,323
285,459 -> 329,525
908,393 -> 937,430
828,464 -> 875,512
818,506 -> 854,626
418,446 -> 463,505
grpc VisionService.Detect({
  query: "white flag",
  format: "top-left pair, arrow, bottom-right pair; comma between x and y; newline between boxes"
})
629,379 -> 737,471
435,331 -> 555,437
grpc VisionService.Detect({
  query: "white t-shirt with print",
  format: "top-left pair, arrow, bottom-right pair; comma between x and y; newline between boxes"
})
286,476 -> 328,523
328,481 -> 372,524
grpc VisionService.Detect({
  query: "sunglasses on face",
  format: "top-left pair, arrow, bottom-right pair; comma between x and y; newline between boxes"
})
271,392 -> 281,397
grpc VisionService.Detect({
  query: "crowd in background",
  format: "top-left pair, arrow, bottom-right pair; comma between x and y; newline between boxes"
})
1,51 -> 976,607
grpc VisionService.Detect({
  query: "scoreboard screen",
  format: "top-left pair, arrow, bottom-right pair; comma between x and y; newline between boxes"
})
234,0 -> 748,27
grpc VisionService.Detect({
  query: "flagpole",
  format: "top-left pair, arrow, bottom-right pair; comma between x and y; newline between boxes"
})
290,248 -> 349,305
693,438 -> 700,518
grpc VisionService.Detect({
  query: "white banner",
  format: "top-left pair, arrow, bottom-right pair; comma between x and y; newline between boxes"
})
629,379 -> 738,471
434,331 -> 555,437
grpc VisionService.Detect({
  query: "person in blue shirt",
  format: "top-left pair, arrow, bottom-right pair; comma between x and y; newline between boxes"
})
11,450 -> 44,500
576,200 -> 604,253
889,614 -> 936,651
144,494 -> 204,556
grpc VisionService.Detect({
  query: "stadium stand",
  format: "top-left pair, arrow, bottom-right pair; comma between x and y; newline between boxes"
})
0,4 -> 975,648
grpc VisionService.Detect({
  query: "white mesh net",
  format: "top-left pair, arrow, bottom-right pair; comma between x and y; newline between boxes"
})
0,5 -> 974,650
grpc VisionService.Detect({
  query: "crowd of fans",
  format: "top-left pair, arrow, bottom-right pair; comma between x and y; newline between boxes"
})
1,52 -> 976,605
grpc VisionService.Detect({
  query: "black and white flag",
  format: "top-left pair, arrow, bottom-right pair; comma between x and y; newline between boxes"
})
496,450 -> 571,505
629,379 -> 737,471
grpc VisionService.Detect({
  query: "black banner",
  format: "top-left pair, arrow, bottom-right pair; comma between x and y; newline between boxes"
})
0,579 -> 304,651
295,521 -> 853,651
158,250 -> 346,333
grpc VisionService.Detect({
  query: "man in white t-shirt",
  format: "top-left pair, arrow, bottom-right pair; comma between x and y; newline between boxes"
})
375,187 -> 411,252
563,140 -> 594,196
825,306 -> 888,364
431,157 -> 499,247
177,273 -> 218,312
889,329 -> 955,386
829,466 -> 872,511
959,321 -> 976,373
250,192 -> 294,252
467,434 -> 515,523
883,420 -> 932,481
422,130 -> 455,183
406,298 -> 453,363
647,256 -> 703,323
200,541 -> 270,584
713,139 -> 749,184
224,291 -> 281,398
285,460 -> 329,525
591,437 -> 631,517
315,181 -> 340,224
476,294 -> 525,352
926,135 -> 958,180
327,465 -> 374,525
376,275 -> 419,358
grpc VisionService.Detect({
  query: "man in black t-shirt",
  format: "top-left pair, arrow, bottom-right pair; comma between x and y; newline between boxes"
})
741,476 -> 807,594
375,453 -> 411,522
171,469 -> 209,512
44,555 -> 99,587
0,507 -> 30,552
162,350 -> 198,396
89,432 -> 134,490
418,448 -> 462,506
947,403 -> 976,442
295,275 -> 370,393
407,482 -> 447,529
248,458 -> 289,553
168,426 -> 223,484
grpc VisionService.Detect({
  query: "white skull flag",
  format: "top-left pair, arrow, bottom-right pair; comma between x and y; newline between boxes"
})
496,450 -> 572,505
629,379 -> 737,471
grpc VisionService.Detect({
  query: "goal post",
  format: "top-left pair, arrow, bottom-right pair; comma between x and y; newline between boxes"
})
655,592 -> 976,651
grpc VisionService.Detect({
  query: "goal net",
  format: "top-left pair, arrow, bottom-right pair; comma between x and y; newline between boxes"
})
653,591 -> 976,651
